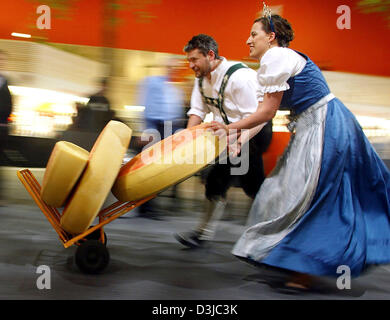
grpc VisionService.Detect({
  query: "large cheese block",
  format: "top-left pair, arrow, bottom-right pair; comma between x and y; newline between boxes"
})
41,141 -> 89,207
60,120 -> 132,235
112,124 -> 227,202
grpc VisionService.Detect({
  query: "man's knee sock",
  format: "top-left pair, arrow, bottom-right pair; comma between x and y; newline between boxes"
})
196,198 -> 227,240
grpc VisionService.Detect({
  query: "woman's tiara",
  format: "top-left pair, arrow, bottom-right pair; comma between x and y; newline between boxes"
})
262,2 -> 272,19
262,2 -> 275,33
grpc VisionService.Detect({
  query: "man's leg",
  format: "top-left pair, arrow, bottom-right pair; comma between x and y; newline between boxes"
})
241,121 -> 273,199
196,196 -> 227,239
175,162 -> 231,248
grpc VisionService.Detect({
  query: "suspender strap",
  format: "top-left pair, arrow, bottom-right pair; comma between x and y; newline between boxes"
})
199,63 -> 248,125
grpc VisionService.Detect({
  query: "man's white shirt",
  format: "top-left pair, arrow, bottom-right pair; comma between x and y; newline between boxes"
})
187,57 -> 261,124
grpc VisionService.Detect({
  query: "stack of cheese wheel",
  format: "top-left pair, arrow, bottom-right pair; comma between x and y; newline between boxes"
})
60,120 -> 132,235
112,124 -> 227,202
41,141 -> 89,207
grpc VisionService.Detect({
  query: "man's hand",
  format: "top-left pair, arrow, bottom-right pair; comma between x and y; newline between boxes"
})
228,140 -> 242,158
187,114 -> 203,129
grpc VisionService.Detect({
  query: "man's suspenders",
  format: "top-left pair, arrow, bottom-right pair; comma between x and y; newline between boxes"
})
199,63 -> 248,125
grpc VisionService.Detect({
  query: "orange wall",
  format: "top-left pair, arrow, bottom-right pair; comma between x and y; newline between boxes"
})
1,0 -> 389,76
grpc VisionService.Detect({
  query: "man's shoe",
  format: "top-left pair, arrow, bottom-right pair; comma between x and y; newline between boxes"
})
174,230 -> 205,248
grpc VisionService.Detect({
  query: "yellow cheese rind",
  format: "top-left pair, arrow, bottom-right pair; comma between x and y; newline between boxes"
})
112,126 -> 226,202
41,141 -> 89,207
60,121 -> 132,235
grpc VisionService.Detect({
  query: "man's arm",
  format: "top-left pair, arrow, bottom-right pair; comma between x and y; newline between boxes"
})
186,79 -> 208,128
187,114 -> 203,128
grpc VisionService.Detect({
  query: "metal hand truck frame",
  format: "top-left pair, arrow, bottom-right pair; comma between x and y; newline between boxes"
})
17,168 -> 155,274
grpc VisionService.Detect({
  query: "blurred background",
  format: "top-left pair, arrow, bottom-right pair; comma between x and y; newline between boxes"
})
0,0 -> 389,210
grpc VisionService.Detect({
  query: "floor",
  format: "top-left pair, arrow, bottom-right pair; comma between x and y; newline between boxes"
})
0,138 -> 390,303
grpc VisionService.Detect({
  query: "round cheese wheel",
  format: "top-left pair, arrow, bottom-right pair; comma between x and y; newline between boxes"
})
111,124 -> 227,202
60,120 -> 132,235
41,141 -> 89,207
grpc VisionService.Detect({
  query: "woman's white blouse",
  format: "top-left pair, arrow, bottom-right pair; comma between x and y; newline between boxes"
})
256,47 -> 307,101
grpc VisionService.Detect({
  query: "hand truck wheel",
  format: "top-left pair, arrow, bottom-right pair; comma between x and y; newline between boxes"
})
75,240 -> 110,274
86,227 -> 108,246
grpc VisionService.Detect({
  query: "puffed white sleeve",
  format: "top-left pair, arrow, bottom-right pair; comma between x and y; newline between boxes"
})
187,79 -> 208,120
230,69 -> 260,117
257,47 -> 300,94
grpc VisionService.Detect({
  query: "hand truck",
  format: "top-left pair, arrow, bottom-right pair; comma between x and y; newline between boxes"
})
17,168 -> 155,274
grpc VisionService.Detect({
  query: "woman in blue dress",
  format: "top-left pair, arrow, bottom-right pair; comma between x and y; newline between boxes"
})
209,14 -> 390,290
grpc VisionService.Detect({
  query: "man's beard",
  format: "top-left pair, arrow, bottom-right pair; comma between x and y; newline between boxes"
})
195,63 -> 211,78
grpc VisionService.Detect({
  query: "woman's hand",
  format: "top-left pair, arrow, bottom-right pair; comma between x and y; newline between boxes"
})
207,121 -> 228,135
205,121 -> 243,157
205,121 -> 229,140
207,122 -> 242,142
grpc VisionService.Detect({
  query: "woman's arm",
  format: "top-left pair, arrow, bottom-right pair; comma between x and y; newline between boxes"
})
230,91 -> 283,130
208,91 -> 283,133
207,91 -> 283,157
227,122 -> 267,157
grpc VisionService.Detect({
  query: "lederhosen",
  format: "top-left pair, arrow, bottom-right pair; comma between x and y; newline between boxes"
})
199,63 -> 273,200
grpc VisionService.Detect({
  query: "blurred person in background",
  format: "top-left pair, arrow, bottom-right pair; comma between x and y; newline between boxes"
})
0,50 -> 13,205
63,77 -> 114,150
84,77 -> 114,132
88,77 -> 111,111
136,57 -> 186,220
174,34 -> 272,248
